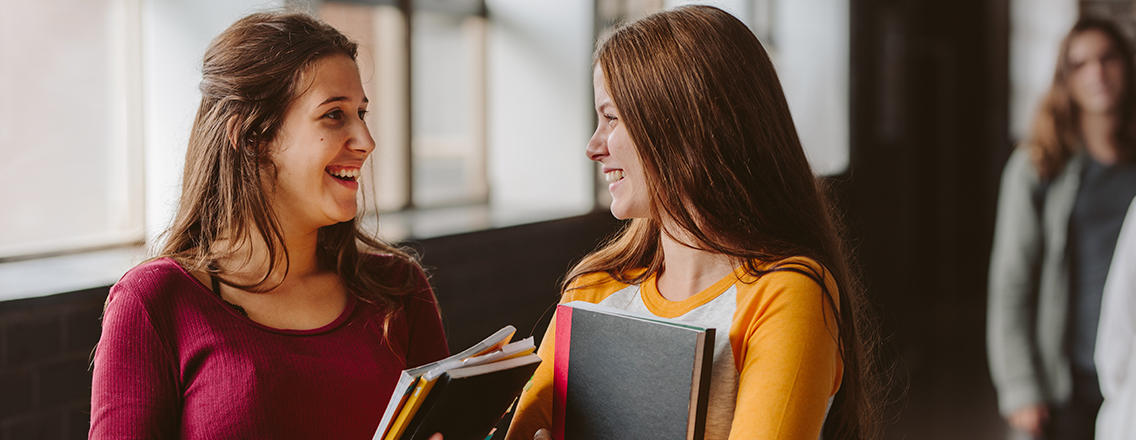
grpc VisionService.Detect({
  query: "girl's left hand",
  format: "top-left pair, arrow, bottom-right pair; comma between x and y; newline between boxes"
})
430,434 -> 443,440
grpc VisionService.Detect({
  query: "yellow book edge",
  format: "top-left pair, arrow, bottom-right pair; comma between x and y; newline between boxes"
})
375,381 -> 415,439
384,376 -> 439,440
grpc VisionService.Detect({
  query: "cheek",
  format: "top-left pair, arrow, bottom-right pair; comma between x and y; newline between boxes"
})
1109,66 -> 1128,88
1071,71 -> 1090,87
1070,74 -> 1094,99
609,132 -> 634,160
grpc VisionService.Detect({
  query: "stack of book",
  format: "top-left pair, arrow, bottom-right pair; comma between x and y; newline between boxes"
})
374,325 -> 542,440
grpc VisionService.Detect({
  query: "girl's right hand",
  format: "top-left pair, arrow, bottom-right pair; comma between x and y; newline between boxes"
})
534,428 -> 553,440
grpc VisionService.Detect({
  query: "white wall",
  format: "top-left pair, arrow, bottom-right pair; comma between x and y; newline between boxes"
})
484,0 -> 594,216
142,0 -> 285,243
1010,0 -> 1077,140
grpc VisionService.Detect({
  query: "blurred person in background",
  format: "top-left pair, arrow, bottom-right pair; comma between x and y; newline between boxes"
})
988,17 -> 1136,440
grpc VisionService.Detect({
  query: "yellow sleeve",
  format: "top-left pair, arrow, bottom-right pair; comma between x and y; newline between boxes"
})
504,313 -> 557,440
728,265 -> 843,439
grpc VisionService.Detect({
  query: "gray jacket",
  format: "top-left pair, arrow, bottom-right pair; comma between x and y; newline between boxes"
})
987,147 -> 1086,416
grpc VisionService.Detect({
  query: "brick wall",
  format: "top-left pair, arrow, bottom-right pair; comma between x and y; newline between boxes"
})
0,212 -> 622,439
419,212 -> 624,351
0,287 -> 106,440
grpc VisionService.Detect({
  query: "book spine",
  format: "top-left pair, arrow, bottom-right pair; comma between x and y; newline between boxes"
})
375,373 -> 419,440
552,305 -> 573,440
690,329 -> 715,440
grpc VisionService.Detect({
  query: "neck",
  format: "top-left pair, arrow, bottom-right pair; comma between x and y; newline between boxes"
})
216,220 -> 322,291
1081,112 -> 1122,165
655,225 -> 737,302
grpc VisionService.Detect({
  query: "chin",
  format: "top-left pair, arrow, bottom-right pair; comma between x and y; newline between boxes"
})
609,203 -> 644,220
327,209 -> 359,225
336,211 -> 359,223
1080,97 -> 1121,114
609,202 -> 627,219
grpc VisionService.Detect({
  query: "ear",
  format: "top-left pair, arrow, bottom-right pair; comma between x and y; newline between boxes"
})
225,115 -> 243,151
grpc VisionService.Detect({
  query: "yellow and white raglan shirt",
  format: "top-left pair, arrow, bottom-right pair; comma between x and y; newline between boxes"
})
505,256 -> 843,440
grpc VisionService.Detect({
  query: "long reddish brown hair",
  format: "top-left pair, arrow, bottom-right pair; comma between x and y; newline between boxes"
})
158,11 -> 425,314
567,5 -> 882,439
1029,17 -> 1136,179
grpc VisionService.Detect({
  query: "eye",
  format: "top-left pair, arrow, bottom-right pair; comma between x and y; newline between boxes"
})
358,109 -> 369,119
604,114 -> 617,123
323,109 -> 344,120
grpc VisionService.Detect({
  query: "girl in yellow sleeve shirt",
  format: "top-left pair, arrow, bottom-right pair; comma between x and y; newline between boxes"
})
505,5 -> 882,440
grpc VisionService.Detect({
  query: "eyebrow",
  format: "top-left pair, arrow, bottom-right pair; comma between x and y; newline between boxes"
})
319,96 -> 369,106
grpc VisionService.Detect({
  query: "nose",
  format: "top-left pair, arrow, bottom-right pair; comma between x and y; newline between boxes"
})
586,126 -> 607,161
1086,61 -> 1104,80
351,118 -> 377,154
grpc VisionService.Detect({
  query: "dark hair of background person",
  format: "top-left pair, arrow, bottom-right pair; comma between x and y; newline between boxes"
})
158,11 -> 424,324
563,5 -> 883,439
1029,17 -> 1136,179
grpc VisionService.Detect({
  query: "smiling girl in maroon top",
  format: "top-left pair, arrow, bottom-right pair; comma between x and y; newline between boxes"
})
90,12 -> 449,439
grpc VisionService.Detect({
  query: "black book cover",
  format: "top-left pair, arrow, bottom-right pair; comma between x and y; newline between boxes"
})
556,302 -> 715,440
400,354 -> 542,440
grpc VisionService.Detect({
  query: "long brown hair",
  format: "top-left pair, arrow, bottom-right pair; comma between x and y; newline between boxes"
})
567,5 -> 882,439
159,11 -> 424,314
1029,17 -> 1136,179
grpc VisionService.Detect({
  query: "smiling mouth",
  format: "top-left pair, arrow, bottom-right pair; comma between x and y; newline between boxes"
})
605,170 -> 625,182
327,167 -> 361,182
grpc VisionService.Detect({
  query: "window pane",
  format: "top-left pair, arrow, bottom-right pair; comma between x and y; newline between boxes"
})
322,2 -> 411,212
0,0 -> 142,258
412,11 -> 487,206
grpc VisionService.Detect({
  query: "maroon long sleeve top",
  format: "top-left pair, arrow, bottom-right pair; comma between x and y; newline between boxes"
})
90,257 -> 449,439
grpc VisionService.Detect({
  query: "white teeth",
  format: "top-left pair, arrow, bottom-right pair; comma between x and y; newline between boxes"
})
605,170 -> 625,183
329,168 -> 360,180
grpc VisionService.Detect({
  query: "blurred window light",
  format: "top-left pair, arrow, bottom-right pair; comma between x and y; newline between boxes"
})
411,9 -> 488,206
598,0 -> 850,178
0,0 -> 144,260
322,1 -> 488,211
